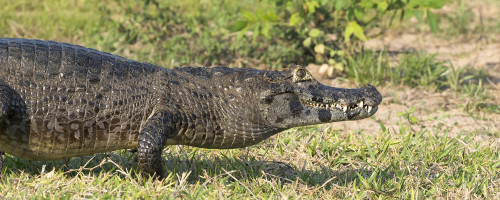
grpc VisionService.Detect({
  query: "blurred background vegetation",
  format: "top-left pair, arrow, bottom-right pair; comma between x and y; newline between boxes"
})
0,0 -> 449,69
2,0 -> 497,112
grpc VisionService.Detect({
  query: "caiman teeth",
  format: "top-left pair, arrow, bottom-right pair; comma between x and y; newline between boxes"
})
302,99 -> 375,114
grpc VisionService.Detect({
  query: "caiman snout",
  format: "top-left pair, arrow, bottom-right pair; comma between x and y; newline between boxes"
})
340,84 -> 382,120
261,81 -> 383,128
359,84 -> 383,106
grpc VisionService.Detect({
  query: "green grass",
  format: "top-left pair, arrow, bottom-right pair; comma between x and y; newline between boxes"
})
346,50 -> 390,87
442,0 -> 500,35
347,51 -> 457,90
0,0 -> 498,198
346,51 -> 455,90
398,0 -> 500,36
1,120 -> 498,199
0,0 -> 306,69
442,0 -> 476,36
346,50 -> 498,113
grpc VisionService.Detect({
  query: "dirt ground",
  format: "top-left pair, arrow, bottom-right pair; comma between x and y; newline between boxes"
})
308,0 -> 500,146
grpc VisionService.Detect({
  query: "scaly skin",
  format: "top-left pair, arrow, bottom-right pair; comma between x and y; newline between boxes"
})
0,38 -> 382,177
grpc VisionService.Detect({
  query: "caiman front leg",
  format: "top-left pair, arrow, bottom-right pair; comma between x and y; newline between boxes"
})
0,81 -> 20,176
137,111 -> 176,179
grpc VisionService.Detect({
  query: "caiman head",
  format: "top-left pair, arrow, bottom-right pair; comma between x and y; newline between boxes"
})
258,65 -> 382,129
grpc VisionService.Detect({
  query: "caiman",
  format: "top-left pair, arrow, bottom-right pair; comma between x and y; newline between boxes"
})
0,38 -> 382,177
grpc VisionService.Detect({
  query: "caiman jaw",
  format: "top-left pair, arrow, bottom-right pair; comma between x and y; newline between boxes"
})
259,65 -> 382,128
300,99 -> 375,113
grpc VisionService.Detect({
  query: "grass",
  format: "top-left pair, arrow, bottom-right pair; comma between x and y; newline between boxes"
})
399,0 -> 500,36
0,0 -> 499,199
346,50 -> 499,113
443,0 -> 476,36
442,0 -> 500,35
1,119 -> 498,199
347,50 -> 466,90
0,0 -> 306,69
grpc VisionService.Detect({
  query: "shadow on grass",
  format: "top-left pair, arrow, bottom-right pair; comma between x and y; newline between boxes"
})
1,148 -> 428,191
1,150 -> 138,178
161,156 -> 406,191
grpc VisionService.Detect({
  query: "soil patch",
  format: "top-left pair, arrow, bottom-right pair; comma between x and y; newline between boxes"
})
305,0 -> 500,145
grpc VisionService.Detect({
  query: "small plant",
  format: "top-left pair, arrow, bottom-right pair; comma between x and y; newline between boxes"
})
462,79 -> 498,113
444,0 -> 475,36
392,53 -> 448,90
344,51 -> 452,90
444,65 -> 473,92
230,0 -> 452,66
397,107 -> 419,125
463,79 -> 487,100
346,50 -> 390,86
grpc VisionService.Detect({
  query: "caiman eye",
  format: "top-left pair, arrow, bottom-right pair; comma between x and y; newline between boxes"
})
292,67 -> 313,83
296,69 -> 307,79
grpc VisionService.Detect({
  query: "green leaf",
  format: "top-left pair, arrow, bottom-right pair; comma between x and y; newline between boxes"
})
258,11 -> 279,22
328,59 -> 336,65
336,50 -> 345,56
346,8 -> 355,21
334,63 -> 344,71
411,0 -> 450,9
354,7 -> 365,20
335,0 -> 348,10
359,0 -> 374,8
289,13 -> 302,26
413,9 -> 425,20
305,0 -> 320,14
236,27 -> 248,40
309,28 -> 321,37
377,2 -> 388,12
410,116 -> 419,124
252,25 -> 260,41
261,23 -> 272,38
302,37 -> 312,47
345,21 -> 367,41
265,11 -> 279,22
228,19 -> 248,32
361,134 -> 376,161
426,9 -> 438,33
356,173 -> 371,188
242,10 -> 257,22
314,44 -> 325,54
378,120 -> 386,132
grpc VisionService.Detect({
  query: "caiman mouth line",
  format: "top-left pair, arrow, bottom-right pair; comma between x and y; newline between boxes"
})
300,99 -> 375,113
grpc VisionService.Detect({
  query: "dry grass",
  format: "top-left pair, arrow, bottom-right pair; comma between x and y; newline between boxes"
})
1,121 -> 499,199
0,0 -> 499,199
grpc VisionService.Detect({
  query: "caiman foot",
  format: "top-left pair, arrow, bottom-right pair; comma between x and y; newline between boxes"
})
136,111 -> 172,179
137,131 -> 165,179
